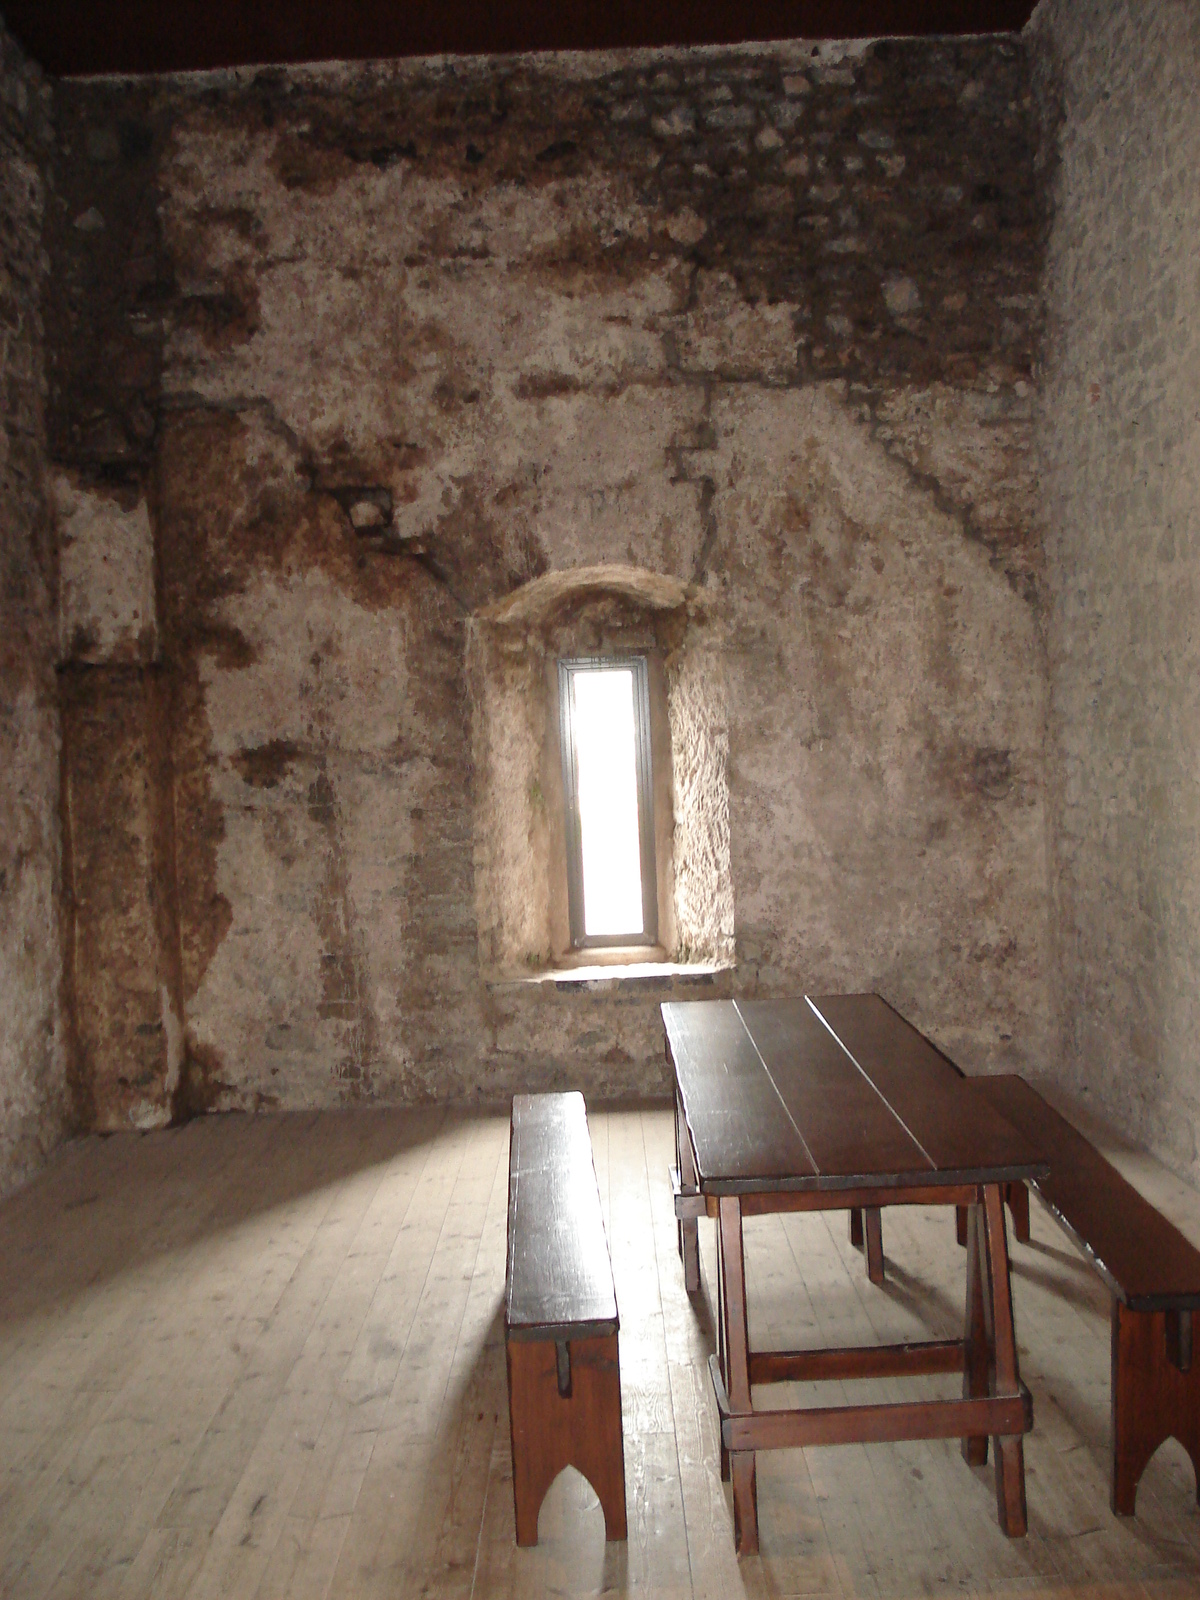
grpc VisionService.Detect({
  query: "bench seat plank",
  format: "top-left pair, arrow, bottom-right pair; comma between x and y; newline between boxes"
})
506,1092 -> 619,1341
973,1075 -> 1200,1312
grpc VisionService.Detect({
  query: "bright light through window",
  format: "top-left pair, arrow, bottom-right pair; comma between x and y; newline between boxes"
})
571,667 -> 645,938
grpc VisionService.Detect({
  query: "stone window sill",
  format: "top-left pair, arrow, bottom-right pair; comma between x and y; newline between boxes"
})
487,958 -> 734,993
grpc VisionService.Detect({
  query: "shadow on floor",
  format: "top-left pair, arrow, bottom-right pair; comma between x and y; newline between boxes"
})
0,1104 -> 489,1327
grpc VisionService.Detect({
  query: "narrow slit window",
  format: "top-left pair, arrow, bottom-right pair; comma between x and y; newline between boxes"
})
559,657 -> 658,948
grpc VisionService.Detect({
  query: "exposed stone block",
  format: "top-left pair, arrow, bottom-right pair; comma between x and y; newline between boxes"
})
60,668 -> 182,1131
54,472 -> 157,663
0,18 -> 63,1196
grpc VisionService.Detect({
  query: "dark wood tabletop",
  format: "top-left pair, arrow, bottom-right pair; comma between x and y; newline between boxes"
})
662,994 -> 1049,1195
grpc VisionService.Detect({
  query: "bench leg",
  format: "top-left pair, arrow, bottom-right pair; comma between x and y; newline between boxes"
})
507,1333 -> 627,1546
956,1205 -> 969,1247
849,1207 -> 864,1249
1111,1302 -> 1200,1516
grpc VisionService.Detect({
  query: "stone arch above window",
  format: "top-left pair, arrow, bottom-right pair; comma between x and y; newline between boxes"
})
468,564 -> 734,978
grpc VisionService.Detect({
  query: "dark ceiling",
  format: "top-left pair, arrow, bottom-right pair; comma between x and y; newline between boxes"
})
7,2 -> 1037,79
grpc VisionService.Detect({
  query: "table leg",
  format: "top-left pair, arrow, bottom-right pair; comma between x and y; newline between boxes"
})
715,1211 -> 729,1482
718,1195 -> 758,1554
731,1453 -> 758,1554
982,1183 -> 1028,1536
958,1189 -> 1026,1249
676,1091 -> 701,1294
848,1207 -> 885,1284
1006,1181 -> 1031,1244
962,1202 -> 990,1467
864,1208 -> 885,1286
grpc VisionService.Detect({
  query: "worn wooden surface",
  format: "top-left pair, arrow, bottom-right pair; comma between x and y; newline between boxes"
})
662,996 -> 1048,1193
807,994 -> 1043,1184
735,1000 -> 923,1180
661,1001 -> 815,1190
505,1093 -> 618,1341
3,1103 -> 1200,1596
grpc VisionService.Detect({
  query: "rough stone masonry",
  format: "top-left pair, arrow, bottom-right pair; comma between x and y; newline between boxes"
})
1034,0 -> 1200,1186
35,31 -> 1050,1140
0,22 -> 64,1193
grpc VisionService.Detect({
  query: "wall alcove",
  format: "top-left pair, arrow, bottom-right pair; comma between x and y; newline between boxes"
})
467,565 -> 734,980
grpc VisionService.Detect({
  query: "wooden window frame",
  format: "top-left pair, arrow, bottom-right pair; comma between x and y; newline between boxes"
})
557,655 -> 659,950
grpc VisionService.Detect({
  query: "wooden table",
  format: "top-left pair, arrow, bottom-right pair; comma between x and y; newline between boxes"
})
661,994 -> 1049,1554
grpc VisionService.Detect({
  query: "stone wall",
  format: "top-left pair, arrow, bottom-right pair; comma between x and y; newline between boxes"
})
1033,0 -> 1200,1179
46,35 -> 1052,1120
0,20 -> 63,1194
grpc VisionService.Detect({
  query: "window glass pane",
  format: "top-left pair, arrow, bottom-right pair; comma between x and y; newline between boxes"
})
572,667 -> 644,937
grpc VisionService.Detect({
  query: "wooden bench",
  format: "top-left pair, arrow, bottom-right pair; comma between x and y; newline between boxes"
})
972,1075 -> 1200,1515
505,1092 -> 627,1547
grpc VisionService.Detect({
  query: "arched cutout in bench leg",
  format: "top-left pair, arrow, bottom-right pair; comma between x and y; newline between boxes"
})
508,1334 -> 627,1546
1111,1302 -> 1200,1515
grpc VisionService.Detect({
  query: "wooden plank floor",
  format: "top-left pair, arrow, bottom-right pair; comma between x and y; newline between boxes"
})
2,1102 -> 1200,1599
